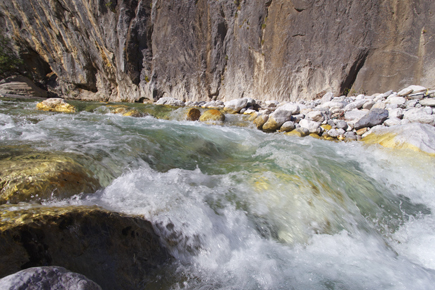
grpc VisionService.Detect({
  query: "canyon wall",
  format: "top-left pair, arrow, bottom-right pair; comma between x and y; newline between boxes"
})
0,0 -> 434,102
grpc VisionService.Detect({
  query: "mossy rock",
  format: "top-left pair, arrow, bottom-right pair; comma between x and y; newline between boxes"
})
0,205 -> 171,290
36,98 -> 76,113
199,109 -> 225,122
0,149 -> 100,204
122,109 -> 145,117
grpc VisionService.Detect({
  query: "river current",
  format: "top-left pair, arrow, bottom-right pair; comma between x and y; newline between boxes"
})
1,98 -> 435,289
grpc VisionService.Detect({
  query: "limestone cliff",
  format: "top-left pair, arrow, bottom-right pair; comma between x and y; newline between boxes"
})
0,0 -> 434,102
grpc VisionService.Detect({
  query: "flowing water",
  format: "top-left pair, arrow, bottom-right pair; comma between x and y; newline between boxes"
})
1,98 -> 435,289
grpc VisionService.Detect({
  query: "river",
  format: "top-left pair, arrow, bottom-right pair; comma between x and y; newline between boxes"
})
1,97 -> 435,289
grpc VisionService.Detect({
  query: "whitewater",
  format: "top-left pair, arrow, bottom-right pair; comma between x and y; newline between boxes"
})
1,98 -> 435,289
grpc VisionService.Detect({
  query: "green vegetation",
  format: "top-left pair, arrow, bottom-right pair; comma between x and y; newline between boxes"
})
0,35 -> 23,79
105,1 -> 116,13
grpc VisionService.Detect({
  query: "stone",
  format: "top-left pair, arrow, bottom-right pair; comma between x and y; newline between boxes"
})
36,98 -> 76,113
224,98 -> 248,114
386,96 -> 406,106
262,103 -> 299,131
343,99 -> 366,111
319,101 -> 345,110
0,75 -> 48,98
155,97 -> 185,107
253,114 -> 269,130
285,128 -> 309,137
327,129 -> 339,138
406,100 -> 419,108
0,205 -> 171,290
397,85 -> 427,96
403,108 -> 435,125
362,123 -> 435,155
420,98 -> 435,107
279,121 -> 295,132
321,124 -> 332,131
186,108 -> 201,121
299,119 -> 321,134
199,109 -> 225,122
306,111 -> 324,122
344,131 -> 357,141
0,148 -> 101,205
388,108 -> 403,119
344,109 -> 369,122
0,266 -> 102,290
356,127 -> 369,136
354,109 -> 389,130
372,102 -> 387,109
407,92 -> 425,100
384,118 -> 402,127
362,101 -> 375,110
336,120 -> 348,130
275,103 -> 300,115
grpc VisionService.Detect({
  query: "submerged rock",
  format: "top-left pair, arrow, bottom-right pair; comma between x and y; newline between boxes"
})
0,149 -> 100,204
0,266 -> 102,290
0,205 -> 171,290
36,98 -> 76,113
199,109 -> 225,122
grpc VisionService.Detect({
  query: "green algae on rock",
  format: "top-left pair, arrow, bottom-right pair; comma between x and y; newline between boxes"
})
0,149 -> 100,205
0,205 -> 171,290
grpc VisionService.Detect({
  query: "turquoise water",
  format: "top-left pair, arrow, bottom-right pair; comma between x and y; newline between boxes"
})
1,98 -> 435,289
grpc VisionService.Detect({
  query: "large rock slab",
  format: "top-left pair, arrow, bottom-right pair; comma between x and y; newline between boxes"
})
0,266 -> 102,290
420,98 -> 435,107
0,147 -> 101,204
0,75 -> 47,98
354,108 -> 389,129
362,123 -> 435,156
0,205 -> 171,290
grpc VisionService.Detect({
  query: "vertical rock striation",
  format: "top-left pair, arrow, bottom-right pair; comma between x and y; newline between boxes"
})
0,0 -> 434,102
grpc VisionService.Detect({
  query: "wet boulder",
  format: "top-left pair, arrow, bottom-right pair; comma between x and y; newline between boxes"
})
0,149 -> 100,204
186,108 -> 201,121
262,103 -> 299,132
199,109 -> 225,122
0,266 -> 102,290
36,98 -> 76,113
0,205 -> 171,290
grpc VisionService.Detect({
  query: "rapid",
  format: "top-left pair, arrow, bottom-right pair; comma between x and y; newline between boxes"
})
1,98 -> 435,289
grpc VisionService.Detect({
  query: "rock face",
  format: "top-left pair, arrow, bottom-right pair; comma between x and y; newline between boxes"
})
0,205 -> 171,290
1,0 -> 434,102
0,266 -> 102,290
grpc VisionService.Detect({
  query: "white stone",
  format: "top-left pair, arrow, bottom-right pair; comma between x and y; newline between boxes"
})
420,98 -> 435,107
275,103 -> 300,115
362,101 -> 375,110
386,96 -> 406,106
344,109 -> 369,122
224,98 -> 248,113
403,108 -> 435,125
384,118 -> 402,127
388,108 -> 403,119
397,85 -> 427,96
321,92 -> 334,103
299,119 -> 321,133
343,99 -> 367,111
156,97 -> 185,107
372,102 -> 386,109
327,129 -> 339,137
306,111 -> 324,122
320,101 -> 345,110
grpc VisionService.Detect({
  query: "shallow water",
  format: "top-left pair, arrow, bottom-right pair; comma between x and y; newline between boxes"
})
1,98 -> 435,289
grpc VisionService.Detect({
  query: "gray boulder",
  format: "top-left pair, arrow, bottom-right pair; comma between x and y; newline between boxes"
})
0,266 -> 101,290
354,108 -> 389,129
